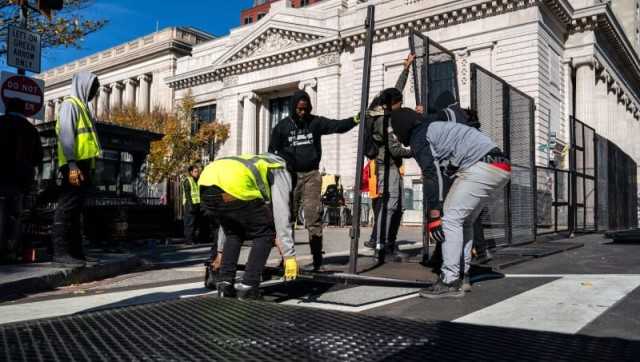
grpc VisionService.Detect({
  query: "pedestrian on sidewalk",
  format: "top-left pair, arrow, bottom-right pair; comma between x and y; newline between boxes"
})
0,98 -> 43,262
52,71 -> 101,268
364,53 -> 416,260
181,164 -> 202,245
269,90 -> 360,271
198,153 -> 299,300
390,108 -> 511,299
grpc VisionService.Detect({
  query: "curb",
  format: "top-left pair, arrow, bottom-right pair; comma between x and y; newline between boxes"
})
0,255 -> 141,302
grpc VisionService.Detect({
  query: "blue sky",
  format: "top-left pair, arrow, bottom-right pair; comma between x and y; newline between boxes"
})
4,0 -> 254,72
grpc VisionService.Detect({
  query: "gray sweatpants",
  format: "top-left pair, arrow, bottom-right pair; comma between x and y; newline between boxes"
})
441,162 -> 510,283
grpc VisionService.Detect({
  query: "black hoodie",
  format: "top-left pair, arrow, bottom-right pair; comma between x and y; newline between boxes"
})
268,90 -> 357,173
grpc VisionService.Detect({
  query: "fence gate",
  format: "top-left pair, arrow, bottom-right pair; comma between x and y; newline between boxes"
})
408,29 -> 460,112
470,64 -> 537,245
569,116 -> 597,232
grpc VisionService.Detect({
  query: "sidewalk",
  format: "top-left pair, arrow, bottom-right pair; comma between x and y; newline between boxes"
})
0,226 -> 583,302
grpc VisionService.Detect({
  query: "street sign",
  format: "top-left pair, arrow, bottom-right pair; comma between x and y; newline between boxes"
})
7,25 -> 42,73
0,71 -> 45,119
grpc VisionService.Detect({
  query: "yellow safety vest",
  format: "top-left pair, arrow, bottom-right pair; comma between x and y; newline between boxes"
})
182,176 -> 201,205
198,154 -> 285,201
55,96 -> 101,168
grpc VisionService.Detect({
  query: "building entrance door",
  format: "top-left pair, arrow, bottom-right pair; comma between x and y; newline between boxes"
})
269,96 -> 291,130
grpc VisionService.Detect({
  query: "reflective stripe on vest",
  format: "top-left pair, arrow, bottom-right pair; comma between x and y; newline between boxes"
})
55,96 -> 101,168
198,154 -> 284,202
183,176 -> 200,205
224,156 -> 270,201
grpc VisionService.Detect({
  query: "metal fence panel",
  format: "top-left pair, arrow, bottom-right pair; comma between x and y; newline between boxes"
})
570,117 -> 597,232
596,135 -> 609,231
471,64 -> 536,245
409,30 -> 459,113
536,167 -> 570,235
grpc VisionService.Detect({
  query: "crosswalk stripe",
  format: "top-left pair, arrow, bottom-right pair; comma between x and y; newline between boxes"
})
0,282 -> 211,325
454,275 -> 640,334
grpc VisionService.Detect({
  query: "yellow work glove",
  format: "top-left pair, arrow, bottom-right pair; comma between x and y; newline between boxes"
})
353,112 -> 361,124
284,256 -> 299,281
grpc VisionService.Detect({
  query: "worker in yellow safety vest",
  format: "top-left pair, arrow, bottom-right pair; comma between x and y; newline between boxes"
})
52,71 -> 101,268
198,153 -> 298,300
182,164 -> 203,245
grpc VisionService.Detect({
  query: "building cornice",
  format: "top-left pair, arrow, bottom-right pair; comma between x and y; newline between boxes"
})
168,0 -> 549,89
40,27 -> 213,90
166,0 -> 639,100
570,4 -> 640,113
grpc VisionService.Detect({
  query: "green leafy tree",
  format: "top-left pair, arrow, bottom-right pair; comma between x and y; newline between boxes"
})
0,0 -> 107,56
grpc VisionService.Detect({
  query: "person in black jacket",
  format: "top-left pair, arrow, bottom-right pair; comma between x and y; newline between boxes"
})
0,98 -> 43,262
269,90 -> 359,271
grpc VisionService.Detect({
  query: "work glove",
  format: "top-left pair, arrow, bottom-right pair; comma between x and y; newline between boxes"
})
67,162 -> 85,187
428,217 -> 445,244
283,256 -> 299,281
353,112 -> 361,124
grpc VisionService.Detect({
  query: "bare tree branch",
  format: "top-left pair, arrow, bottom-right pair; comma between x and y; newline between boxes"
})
0,0 -> 107,56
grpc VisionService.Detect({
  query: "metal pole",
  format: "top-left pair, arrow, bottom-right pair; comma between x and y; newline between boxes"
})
408,30 -> 420,106
348,5 -> 375,274
18,4 -> 28,75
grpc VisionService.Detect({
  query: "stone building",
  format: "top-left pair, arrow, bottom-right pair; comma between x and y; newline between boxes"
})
42,0 -> 640,222
165,0 -> 640,220
39,27 -> 214,124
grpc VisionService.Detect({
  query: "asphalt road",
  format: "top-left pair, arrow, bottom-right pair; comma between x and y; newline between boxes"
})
1,230 -> 639,342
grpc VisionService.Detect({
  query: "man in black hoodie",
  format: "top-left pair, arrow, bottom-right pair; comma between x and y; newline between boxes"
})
269,90 -> 359,271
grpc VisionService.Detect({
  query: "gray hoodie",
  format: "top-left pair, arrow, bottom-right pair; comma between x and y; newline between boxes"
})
58,71 -> 100,167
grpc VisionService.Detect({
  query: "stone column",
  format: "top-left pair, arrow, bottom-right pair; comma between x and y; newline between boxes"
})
616,93 -> 627,153
594,68 -> 609,139
607,83 -> 619,142
110,82 -> 124,110
258,101 -> 269,153
137,74 -> 151,113
241,92 -> 258,154
54,98 -> 63,120
574,58 -> 595,128
97,85 -> 111,119
124,78 -> 138,107
299,79 -> 317,110
46,100 -> 55,122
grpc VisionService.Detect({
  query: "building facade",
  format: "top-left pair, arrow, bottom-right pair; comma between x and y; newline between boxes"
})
42,0 -> 640,223
39,27 -> 214,124
241,0 -> 325,25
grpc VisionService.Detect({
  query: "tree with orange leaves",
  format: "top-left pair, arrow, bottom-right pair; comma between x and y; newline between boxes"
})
106,94 -> 230,183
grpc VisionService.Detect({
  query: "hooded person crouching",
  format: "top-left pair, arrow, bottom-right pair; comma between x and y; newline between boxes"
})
198,153 -> 298,300
269,90 -> 360,271
52,71 -> 101,267
390,108 -> 511,299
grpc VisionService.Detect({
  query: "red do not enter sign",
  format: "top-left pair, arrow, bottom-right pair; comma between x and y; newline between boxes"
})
1,75 -> 44,117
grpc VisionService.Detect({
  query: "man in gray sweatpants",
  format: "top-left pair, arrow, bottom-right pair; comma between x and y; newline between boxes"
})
390,108 -> 511,299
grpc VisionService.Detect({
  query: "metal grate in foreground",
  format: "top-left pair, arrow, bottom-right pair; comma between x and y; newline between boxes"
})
2,297 -> 639,361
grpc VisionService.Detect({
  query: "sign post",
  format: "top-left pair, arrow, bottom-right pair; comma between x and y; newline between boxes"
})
0,71 -> 45,120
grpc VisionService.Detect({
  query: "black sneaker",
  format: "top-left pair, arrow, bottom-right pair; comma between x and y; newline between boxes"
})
236,283 -> 262,301
52,255 -> 86,268
364,240 -> 376,249
419,278 -> 464,299
216,282 -> 236,298
462,274 -> 472,292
